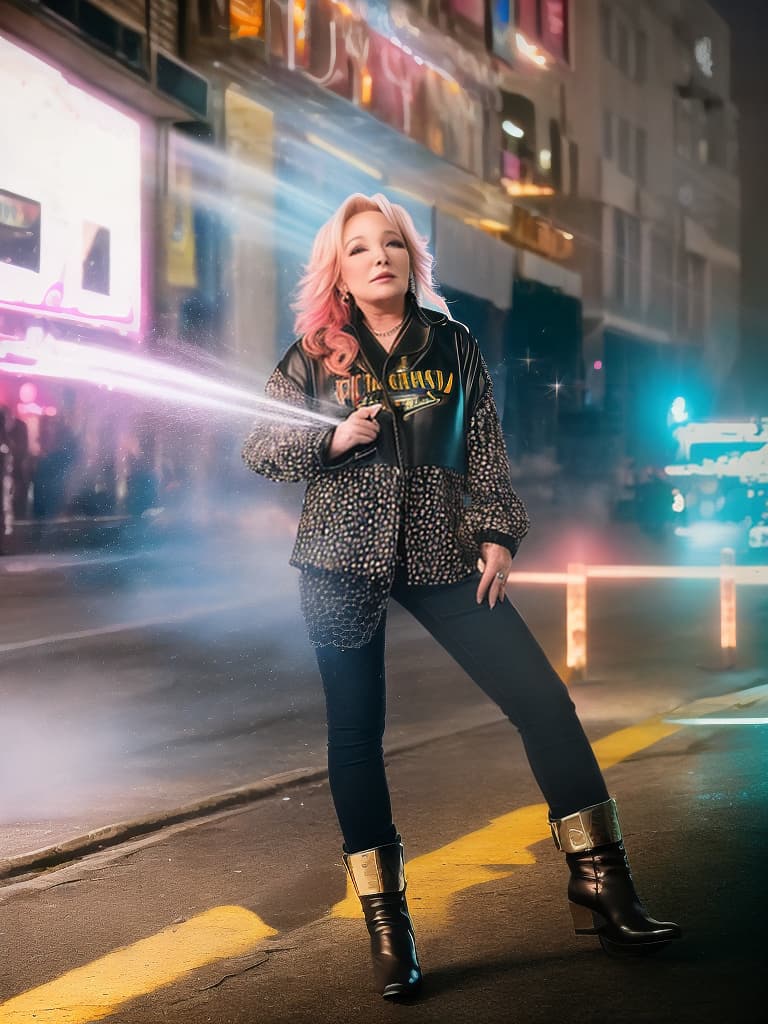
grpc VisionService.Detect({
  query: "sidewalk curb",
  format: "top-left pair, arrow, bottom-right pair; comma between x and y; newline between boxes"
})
0,713 -> 507,883
0,766 -> 329,883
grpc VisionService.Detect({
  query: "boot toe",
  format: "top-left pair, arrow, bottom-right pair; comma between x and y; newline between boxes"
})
382,973 -> 423,999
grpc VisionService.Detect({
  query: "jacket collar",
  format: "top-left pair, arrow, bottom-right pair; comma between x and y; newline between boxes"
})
343,294 -> 447,361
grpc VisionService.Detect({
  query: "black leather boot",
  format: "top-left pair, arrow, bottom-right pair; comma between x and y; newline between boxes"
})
550,798 -> 682,957
343,837 -> 422,998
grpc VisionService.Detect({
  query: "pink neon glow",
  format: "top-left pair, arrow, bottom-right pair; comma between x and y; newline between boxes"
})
0,35 -> 143,338
0,333 -> 339,426
16,401 -> 56,417
18,382 -> 37,403
593,360 -> 603,370
510,565 -> 768,585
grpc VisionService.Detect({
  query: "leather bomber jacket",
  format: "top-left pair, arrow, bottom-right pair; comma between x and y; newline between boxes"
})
242,300 -> 530,587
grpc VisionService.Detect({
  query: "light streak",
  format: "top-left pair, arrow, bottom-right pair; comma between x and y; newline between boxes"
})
665,717 -> 768,726
305,133 -> 383,180
516,32 -> 547,66
0,334 -> 339,426
510,565 -> 768,584
500,179 -> 556,197
502,120 -> 525,139
673,420 -> 767,447
566,562 -> 587,679
720,547 -> 736,661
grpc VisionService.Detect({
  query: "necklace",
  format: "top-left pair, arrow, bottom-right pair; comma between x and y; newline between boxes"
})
368,317 -> 404,338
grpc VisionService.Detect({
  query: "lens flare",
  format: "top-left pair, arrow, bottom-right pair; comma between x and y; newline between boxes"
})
0,333 -> 339,426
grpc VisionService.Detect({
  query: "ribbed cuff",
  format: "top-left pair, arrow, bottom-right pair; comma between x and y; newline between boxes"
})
476,529 -> 520,557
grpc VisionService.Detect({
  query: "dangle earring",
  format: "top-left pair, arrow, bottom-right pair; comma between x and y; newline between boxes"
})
408,271 -> 417,296
339,284 -> 350,305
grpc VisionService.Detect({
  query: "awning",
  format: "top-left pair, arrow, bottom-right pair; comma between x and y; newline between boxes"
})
434,211 -> 515,310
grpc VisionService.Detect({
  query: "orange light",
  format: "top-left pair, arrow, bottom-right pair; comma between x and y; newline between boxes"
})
516,32 -> 548,67
501,179 -> 556,197
566,563 -> 587,681
720,547 -> 736,664
360,69 -> 373,106
293,0 -> 307,63
230,0 -> 265,39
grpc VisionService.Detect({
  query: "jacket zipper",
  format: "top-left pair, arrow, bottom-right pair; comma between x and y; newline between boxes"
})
355,347 -> 405,474
356,345 -> 408,568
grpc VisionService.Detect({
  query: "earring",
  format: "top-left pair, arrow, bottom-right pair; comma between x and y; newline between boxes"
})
339,285 -> 350,305
408,271 -> 417,295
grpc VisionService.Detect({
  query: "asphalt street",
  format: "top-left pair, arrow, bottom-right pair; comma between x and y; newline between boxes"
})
1,512 -> 766,1022
2,514 -> 766,864
0,689 -> 765,1023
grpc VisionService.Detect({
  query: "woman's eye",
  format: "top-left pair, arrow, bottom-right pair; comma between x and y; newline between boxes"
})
349,246 -> 365,255
387,240 -> 405,248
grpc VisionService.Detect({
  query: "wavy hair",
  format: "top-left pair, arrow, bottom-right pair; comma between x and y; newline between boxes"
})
293,193 -> 449,376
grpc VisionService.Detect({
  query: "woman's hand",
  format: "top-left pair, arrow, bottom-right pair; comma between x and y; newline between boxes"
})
477,541 -> 514,609
327,403 -> 382,460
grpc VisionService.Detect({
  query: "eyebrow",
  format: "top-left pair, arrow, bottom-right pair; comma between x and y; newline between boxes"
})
344,229 -> 401,247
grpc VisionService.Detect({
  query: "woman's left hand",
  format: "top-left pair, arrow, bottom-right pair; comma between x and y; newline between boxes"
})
477,542 -> 514,609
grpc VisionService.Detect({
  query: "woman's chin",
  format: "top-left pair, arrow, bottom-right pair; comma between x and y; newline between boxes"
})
361,285 -> 408,306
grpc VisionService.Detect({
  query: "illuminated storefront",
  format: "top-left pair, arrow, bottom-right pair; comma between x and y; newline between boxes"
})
0,34 -> 145,341
0,31 -> 151,521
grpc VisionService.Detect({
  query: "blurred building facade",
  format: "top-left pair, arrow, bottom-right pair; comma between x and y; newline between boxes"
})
0,0 -> 741,537
553,0 -> 741,469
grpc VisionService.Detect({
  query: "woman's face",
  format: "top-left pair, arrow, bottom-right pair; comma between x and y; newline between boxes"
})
339,210 -> 410,309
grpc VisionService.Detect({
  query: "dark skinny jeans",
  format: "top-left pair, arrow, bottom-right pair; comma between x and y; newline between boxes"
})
314,570 -> 609,855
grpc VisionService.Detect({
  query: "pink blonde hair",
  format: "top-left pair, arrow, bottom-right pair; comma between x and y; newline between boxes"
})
293,193 -> 450,376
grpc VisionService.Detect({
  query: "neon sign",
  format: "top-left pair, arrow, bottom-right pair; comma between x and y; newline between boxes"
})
0,35 -> 143,338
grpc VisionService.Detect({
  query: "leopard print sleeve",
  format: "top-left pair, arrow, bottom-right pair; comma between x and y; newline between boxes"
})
241,366 -> 335,483
463,358 -> 530,556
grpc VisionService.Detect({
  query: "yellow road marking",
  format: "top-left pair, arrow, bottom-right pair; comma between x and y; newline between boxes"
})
0,906 -> 276,1024
331,716 -> 682,925
0,716 -> 684,1019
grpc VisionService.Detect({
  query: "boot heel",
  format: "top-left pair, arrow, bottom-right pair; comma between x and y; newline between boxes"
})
569,901 -> 599,934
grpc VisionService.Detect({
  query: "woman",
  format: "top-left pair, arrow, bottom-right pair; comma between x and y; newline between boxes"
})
242,193 -> 680,999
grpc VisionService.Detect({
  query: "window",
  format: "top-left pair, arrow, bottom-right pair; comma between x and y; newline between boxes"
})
82,223 -> 110,294
675,95 -> 711,165
635,127 -> 647,185
600,2 -> 612,61
675,97 -> 693,160
569,140 -> 579,195
602,9 -> 647,85
603,109 -> 614,160
614,209 -> 642,313
635,30 -> 647,82
682,252 -> 708,336
650,233 -> 674,327
618,117 -> 632,176
0,188 -> 41,272
616,19 -> 630,75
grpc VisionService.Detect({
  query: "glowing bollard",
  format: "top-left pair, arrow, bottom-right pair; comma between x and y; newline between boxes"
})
566,563 -> 588,682
720,547 -> 737,668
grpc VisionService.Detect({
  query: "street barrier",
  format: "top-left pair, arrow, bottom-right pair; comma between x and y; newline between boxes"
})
505,548 -> 767,681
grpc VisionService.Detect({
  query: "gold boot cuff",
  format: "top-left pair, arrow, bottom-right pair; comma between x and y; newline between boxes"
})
549,798 -> 622,854
343,840 -> 405,897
